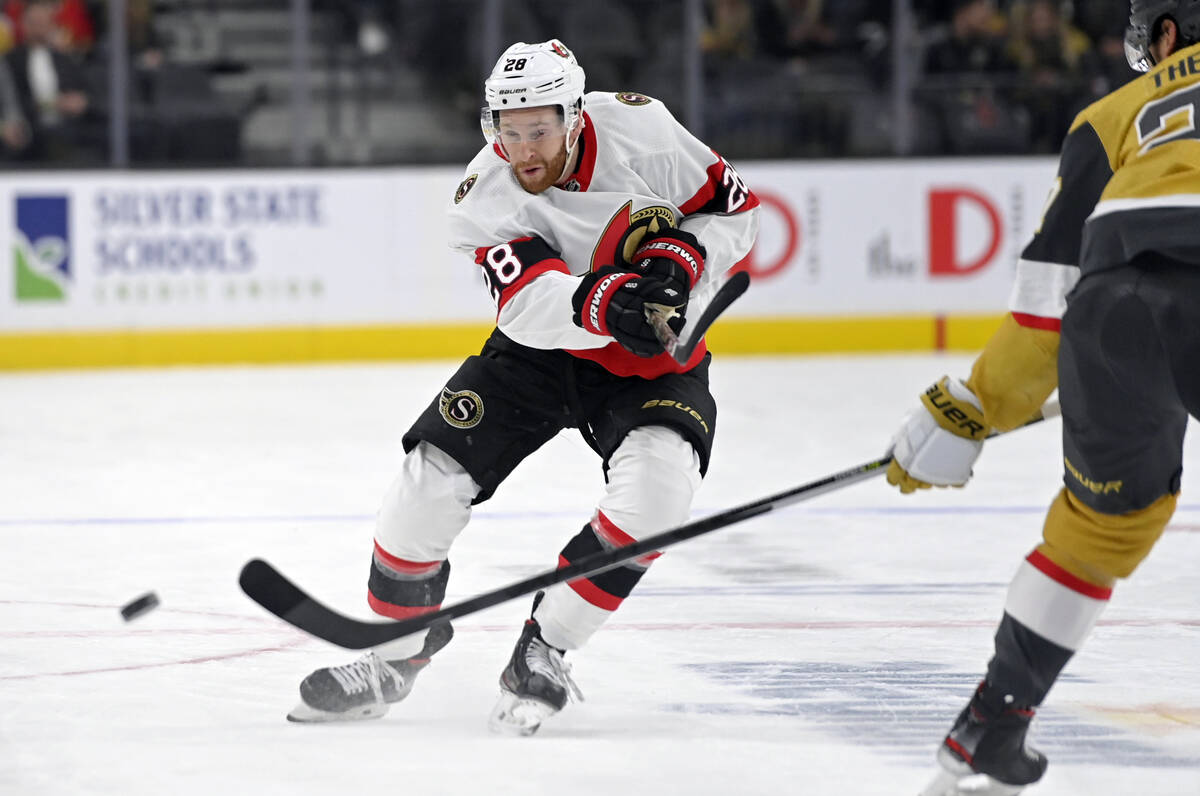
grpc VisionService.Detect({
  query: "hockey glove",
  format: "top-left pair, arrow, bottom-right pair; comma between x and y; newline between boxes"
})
572,266 -> 686,358
629,228 -> 706,299
887,376 -> 990,493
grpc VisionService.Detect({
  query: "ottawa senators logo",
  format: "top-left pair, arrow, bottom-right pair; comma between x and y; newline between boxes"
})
615,92 -> 651,106
551,41 -> 571,58
591,201 -> 677,271
440,387 -> 484,429
454,174 -> 478,204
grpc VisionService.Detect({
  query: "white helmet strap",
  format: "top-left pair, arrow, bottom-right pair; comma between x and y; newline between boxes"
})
555,106 -> 584,184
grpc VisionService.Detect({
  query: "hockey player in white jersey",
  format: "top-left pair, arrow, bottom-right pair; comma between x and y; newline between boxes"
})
287,39 -> 759,734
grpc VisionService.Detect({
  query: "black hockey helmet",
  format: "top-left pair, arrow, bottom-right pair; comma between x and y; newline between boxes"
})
1125,0 -> 1200,71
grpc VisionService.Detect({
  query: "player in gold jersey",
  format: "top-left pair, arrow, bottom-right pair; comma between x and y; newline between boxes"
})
888,2 -> 1200,793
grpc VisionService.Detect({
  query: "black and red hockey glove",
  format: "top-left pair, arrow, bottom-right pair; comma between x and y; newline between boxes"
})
572,266 -> 685,358
628,227 -> 706,299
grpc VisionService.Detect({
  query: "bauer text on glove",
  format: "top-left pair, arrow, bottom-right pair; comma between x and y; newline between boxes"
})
887,376 -> 990,493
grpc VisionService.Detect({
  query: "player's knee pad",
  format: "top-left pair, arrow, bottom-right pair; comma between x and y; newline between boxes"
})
375,441 -> 480,562
599,425 -> 702,538
1041,487 -> 1176,582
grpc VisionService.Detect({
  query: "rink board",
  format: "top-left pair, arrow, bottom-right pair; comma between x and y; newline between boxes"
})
0,158 -> 1058,368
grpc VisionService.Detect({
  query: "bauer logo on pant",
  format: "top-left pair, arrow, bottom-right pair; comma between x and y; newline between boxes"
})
440,387 -> 485,429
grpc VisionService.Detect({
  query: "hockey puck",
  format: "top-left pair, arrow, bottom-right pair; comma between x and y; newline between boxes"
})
120,591 -> 160,622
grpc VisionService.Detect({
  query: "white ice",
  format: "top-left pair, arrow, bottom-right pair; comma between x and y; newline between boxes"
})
2,354 -> 1198,796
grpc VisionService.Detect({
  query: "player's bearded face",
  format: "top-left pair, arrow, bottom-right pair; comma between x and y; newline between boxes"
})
498,108 -> 574,194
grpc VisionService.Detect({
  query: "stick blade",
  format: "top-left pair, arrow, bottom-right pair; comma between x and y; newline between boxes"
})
239,558 -> 400,650
239,558 -> 306,617
672,269 -> 750,364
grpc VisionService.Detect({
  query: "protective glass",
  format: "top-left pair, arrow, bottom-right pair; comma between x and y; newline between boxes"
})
480,104 -> 578,142
480,107 -> 570,158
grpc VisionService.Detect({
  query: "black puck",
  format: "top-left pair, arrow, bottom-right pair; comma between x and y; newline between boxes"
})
120,591 -> 160,622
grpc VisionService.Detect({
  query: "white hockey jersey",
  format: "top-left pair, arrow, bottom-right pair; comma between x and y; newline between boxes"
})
447,91 -> 760,378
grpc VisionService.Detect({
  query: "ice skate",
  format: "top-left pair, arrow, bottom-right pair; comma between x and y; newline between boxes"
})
287,621 -> 453,723
918,685 -> 1046,795
488,594 -> 583,736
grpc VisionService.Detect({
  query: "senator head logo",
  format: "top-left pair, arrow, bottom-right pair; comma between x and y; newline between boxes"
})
454,174 -> 478,204
615,92 -> 651,107
439,387 -> 485,429
14,195 -> 70,302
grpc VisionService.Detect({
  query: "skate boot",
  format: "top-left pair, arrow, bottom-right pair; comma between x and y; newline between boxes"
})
488,593 -> 583,736
919,683 -> 1047,796
287,621 -> 453,723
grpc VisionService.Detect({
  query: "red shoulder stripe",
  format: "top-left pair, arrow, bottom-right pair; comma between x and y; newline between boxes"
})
1011,312 -> 1062,332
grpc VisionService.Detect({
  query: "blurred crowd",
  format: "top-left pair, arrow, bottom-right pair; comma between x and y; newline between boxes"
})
0,0 -> 1141,167
695,0 -> 1137,155
0,0 -> 244,167
0,0 -> 170,163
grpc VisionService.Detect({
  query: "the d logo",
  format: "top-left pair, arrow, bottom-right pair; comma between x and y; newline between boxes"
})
928,188 -> 1002,277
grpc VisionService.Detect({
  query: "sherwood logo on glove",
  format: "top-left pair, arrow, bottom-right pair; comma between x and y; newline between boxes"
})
636,240 -> 701,284
587,272 -> 634,334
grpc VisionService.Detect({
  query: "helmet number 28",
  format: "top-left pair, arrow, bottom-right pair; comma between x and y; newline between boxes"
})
1136,82 -> 1200,154
503,58 -> 528,72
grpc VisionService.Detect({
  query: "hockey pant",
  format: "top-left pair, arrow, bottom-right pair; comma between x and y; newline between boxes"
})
368,425 -> 701,658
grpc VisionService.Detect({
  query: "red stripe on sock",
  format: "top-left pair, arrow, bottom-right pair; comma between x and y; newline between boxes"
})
1026,550 -> 1113,600
593,512 -> 661,564
558,554 -> 623,611
367,593 -> 441,619
372,541 -> 443,576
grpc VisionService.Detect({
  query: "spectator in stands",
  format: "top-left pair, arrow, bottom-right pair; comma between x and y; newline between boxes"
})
126,0 -> 164,71
1075,0 -> 1137,98
3,0 -> 92,54
0,54 -> 29,157
5,0 -> 92,160
775,0 -> 838,57
1074,0 -> 1128,42
701,0 -> 760,61
1006,0 -> 1093,152
923,0 -> 1014,75
702,0 -> 841,65
0,11 -> 13,53
920,0 -> 1028,154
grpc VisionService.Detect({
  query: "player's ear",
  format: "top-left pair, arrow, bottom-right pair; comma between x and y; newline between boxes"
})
1156,16 -> 1179,55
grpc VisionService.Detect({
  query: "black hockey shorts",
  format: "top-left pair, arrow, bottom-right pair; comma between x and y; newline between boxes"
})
402,329 -> 717,504
1058,255 -> 1200,514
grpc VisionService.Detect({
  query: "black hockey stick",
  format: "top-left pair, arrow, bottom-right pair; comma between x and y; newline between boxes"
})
646,270 -> 751,365
239,400 -> 1059,650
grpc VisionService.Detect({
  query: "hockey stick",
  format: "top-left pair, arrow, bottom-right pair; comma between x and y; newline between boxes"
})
239,399 -> 1060,650
645,270 -> 751,365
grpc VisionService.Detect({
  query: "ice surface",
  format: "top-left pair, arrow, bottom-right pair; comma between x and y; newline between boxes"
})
2,355 -> 1197,795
